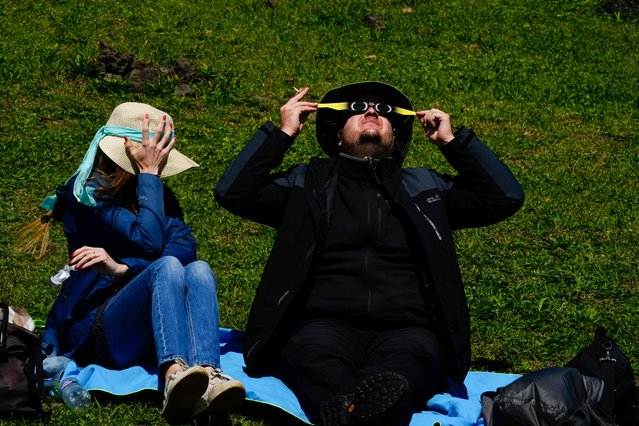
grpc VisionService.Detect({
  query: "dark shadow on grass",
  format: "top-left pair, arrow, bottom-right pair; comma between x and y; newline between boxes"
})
601,0 -> 639,17
470,357 -> 514,372
91,389 -> 163,405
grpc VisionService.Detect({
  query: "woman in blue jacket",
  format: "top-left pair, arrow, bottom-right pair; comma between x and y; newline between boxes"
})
29,102 -> 244,419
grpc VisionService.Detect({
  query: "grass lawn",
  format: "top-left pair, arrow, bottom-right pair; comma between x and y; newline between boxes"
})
1,0 -> 637,424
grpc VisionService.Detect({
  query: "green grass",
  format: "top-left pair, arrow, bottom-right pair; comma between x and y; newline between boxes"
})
1,0 -> 638,424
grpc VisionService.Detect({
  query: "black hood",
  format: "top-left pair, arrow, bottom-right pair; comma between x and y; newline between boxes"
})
315,81 -> 414,164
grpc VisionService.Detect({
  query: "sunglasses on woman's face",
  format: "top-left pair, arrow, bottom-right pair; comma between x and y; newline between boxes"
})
318,101 -> 416,116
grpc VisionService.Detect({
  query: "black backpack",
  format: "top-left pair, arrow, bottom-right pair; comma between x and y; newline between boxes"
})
481,366 -> 614,426
0,302 -> 47,420
565,327 -> 639,426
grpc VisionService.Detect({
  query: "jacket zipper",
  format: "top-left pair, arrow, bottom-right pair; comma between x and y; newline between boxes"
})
277,290 -> 290,308
376,192 -> 383,240
365,157 -> 381,185
364,160 -> 382,315
246,340 -> 260,360
365,253 -> 372,314
365,189 -> 373,315
414,203 -> 443,241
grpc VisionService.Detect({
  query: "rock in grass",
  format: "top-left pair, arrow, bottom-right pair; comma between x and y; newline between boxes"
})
127,58 -> 161,92
98,40 -> 134,77
174,84 -> 196,97
363,13 -> 385,30
96,41 -> 199,93
173,57 -> 199,83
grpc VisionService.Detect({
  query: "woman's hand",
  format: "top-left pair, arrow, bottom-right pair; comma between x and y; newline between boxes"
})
70,246 -> 130,277
124,113 -> 176,175
279,87 -> 318,138
416,109 -> 455,148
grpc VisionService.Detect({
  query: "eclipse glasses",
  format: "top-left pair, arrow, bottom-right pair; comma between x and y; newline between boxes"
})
318,101 -> 416,116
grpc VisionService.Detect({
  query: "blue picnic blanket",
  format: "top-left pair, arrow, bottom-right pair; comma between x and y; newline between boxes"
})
59,328 -> 519,425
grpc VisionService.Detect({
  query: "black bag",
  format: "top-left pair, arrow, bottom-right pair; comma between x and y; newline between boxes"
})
0,302 -> 47,420
565,327 -> 639,426
481,366 -> 614,425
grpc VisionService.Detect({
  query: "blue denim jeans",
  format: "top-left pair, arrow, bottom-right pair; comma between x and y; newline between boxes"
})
102,256 -> 220,370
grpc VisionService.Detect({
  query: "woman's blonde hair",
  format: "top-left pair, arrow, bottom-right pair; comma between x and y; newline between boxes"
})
18,211 -> 55,258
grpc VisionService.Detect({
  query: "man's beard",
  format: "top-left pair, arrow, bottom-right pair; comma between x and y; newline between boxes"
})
358,128 -> 382,145
352,129 -> 393,158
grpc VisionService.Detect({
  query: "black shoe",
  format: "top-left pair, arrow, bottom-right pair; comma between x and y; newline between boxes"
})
320,371 -> 409,426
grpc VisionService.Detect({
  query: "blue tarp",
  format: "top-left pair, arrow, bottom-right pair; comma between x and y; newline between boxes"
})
61,328 -> 520,425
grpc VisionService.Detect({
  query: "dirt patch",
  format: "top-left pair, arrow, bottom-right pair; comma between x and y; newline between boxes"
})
96,40 -> 199,95
363,12 -> 385,30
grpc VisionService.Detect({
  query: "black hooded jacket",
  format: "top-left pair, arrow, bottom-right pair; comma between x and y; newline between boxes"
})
215,122 -> 524,384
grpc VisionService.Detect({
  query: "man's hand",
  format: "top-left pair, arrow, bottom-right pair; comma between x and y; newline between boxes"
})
416,109 -> 455,148
279,87 -> 318,138
124,113 -> 176,175
70,246 -> 130,276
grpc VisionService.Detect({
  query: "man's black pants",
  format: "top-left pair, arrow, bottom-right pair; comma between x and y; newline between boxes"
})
280,318 -> 447,425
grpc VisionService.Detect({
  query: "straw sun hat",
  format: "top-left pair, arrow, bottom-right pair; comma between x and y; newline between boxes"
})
99,102 -> 198,177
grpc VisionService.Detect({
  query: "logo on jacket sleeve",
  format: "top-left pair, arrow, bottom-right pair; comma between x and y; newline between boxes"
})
426,194 -> 441,204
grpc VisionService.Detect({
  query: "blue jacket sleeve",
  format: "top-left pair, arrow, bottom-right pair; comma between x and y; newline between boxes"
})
118,217 -> 196,274
114,192 -> 197,272
97,173 -> 167,255
159,216 -> 197,264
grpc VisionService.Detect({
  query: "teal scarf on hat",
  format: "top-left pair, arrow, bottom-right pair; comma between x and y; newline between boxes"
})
41,125 -> 172,210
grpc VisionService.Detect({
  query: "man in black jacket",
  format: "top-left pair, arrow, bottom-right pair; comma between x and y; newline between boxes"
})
215,82 -> 524,426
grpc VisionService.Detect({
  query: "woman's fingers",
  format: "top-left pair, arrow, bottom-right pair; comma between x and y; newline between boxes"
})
69,246 -> 128,276
142,113 -> 150,146
152,115 -> 169,145
163,136 -> 177,154
70,246 -> 104,269
142,113 -> 170,146
123,113 -> 175,175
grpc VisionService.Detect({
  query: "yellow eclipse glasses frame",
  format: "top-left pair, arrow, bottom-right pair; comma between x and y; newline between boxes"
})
317,101 -> 416,116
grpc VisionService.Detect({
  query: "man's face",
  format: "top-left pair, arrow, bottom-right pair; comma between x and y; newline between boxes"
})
338,105 -> 395,158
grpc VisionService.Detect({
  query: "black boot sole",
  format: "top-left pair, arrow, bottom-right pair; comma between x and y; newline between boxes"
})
320,371 -> 409,426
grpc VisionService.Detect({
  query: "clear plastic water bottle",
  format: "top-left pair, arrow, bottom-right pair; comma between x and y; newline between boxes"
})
59,377 -> 91,410
49,265 -> 76,286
